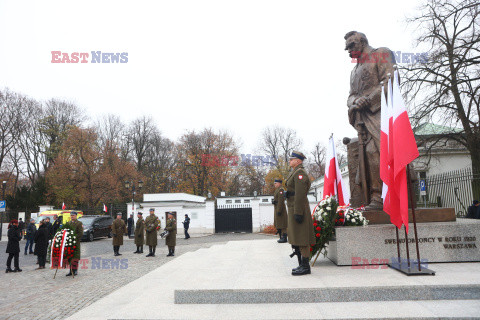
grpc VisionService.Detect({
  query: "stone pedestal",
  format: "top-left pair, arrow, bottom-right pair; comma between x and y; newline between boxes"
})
363,207 -> 456,224
327,218 -> 480,266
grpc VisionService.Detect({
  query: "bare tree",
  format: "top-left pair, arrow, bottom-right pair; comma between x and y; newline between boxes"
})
402,0 -> 480,186
0,89 -> 24,172
96,114 -> 125,156
41,98 -> 86,166
259,126 -> 303,174
127,116 -> 158,171
307,142 -> 327,179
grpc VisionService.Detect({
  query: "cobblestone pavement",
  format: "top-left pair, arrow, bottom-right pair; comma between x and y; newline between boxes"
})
0,233 -> 273,320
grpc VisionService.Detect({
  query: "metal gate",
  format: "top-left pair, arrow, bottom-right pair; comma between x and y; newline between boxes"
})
215,204 -> 252,233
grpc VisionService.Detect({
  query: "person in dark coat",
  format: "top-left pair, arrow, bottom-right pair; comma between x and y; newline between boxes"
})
182,214 -> 190,239
112,213 -> 127,256
6,220 -> 22,273
127,214 -> 134,239
52,215 -> 61,235
24,219 -> 36,255
34,220 -> 49,269
44,217 -> 54,239
18,218 -> 25,238
466,200 -> 480,219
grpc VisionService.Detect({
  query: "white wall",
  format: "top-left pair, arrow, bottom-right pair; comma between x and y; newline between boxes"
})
414,152 -> 472,176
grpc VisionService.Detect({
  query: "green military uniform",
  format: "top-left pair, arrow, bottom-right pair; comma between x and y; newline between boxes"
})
112,218 -> 127,256
145,213 -> 159,257
165,217 -> 177,257
65,218 -> 83,275
273,185 -> 288,242
286,151 -> 315,276
134,216 -> 145,252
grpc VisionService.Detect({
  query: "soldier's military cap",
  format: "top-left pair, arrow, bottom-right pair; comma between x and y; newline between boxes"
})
274,179 -> 283,183
70,211 -> 77,216
149,208 -> 155,212
138,212 -> 143,215
289,151 -> 306,161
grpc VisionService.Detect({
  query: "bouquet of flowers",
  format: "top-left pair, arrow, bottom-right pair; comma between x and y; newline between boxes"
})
336,206 -> 368,227
51,225 -> 78,269
311,196 -> 369,259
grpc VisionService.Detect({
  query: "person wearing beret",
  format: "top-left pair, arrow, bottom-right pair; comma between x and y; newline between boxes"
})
134,212 -> 145,253
65,211 -> 83,276
145,208 -> 159,257
285,151 -> 315,276
112,213 -> 127,256
273,178 -> 288,243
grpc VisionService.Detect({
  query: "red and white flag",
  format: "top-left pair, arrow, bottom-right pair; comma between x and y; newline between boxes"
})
323,135 -> 350,206
380,81 -> 390,209
391,69 -> 419,233
103,203 -> 107,212
62,202 -> 66,210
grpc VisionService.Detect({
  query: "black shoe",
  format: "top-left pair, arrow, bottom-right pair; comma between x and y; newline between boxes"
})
14,268 -> 22,272
5,268 -> 14,273
114,253 -> 120,256
66,271 -> 73,276
146,253 -> 153,257
29,252 -> 33,254
73,269 -> 77,276
292,257 -> 311,276
117,252 -> 122,256
140,247 -> 143,253
278,233 -> 288,243
24,252 -> 27,255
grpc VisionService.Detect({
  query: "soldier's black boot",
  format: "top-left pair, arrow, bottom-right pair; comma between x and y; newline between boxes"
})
134,246 -> 140,254
278,232 -> 287,243
72,268 -> 78,276
172,248 -> 175,256
290,246 -> 302,272
114,246 -> 119,256
292,257 -> 311,276
167,248 -> 173,257
152,247 -> 156,257
146,246 -> 153,257
117,246 -> 122,256
140,246 -> 143,253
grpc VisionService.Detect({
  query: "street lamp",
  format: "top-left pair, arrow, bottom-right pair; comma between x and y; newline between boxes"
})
207,191 -> 212,199
124,180 -> 143,238
0,181 -> 6,241
253,191 -> 258,199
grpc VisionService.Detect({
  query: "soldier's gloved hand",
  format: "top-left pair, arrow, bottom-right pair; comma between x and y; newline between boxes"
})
276,212 -> 281,216
294,215 -> 303,223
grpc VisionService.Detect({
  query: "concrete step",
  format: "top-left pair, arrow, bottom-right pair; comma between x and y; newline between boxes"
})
175,284 -> 480,304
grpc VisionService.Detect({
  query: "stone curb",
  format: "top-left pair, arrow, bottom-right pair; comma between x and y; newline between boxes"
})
174,284 -> 480,304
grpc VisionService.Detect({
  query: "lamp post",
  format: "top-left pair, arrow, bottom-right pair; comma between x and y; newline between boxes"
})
125,180 -> 143,213
253,190 -> 258,199
125,180 -> 143,238
0,181 -> 6,241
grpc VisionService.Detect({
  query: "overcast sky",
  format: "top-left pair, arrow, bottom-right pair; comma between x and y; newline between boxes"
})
0,0 -> 422,156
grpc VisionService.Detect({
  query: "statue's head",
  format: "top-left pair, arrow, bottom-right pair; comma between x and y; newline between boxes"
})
344,31 -> 369,59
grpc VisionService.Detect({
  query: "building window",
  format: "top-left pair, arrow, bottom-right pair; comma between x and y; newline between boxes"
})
235,200 -> 241,203
226,200 -> 232,204
262,199 -> 269,203
244,199 -> 250,203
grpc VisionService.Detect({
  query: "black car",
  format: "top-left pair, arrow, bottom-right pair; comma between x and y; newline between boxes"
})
79,215 -> 114,242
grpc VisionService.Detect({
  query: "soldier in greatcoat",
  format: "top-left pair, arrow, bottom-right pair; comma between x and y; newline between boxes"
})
112,213 -> 127,256
65,212 -> 83,276
145,208 -> 159,257
285,151 -> 315,276
273,178 -> 288,243
134,212 -> 145,253
165,213 -> 177,257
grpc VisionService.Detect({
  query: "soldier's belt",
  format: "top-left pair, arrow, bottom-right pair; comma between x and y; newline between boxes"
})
284,191 -> 295,198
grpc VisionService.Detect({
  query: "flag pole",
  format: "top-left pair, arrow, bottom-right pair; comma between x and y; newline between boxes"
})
407,164 -> 422,271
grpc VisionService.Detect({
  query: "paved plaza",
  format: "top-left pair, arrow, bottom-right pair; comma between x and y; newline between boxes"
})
0,233 -> 270,320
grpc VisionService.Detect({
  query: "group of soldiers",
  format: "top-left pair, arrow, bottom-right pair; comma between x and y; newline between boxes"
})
273,151 -> 315,276
111,208 -> 177,258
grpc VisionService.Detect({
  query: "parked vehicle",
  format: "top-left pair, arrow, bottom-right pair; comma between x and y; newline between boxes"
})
79,216 -> 114,242
36,210 -> 84,228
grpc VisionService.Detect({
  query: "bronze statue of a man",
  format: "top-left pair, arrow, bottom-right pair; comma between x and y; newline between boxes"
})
344,31 -> 396,209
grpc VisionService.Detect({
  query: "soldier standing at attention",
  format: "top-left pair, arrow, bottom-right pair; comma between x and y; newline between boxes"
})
66,212 -> 83,276
134,212 -> 145,253
165,213 -> 177,257
273,179 -> 288,243
145,208 -> 159,257
112,213 -> 127,256
285,151 -> 315,276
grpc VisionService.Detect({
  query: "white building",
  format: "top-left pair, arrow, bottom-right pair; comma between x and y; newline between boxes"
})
310,163 -> 350,202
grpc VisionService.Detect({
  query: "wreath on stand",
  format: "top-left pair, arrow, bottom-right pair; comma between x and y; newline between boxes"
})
310,196 -> 369,266
50,224 -> 78,278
